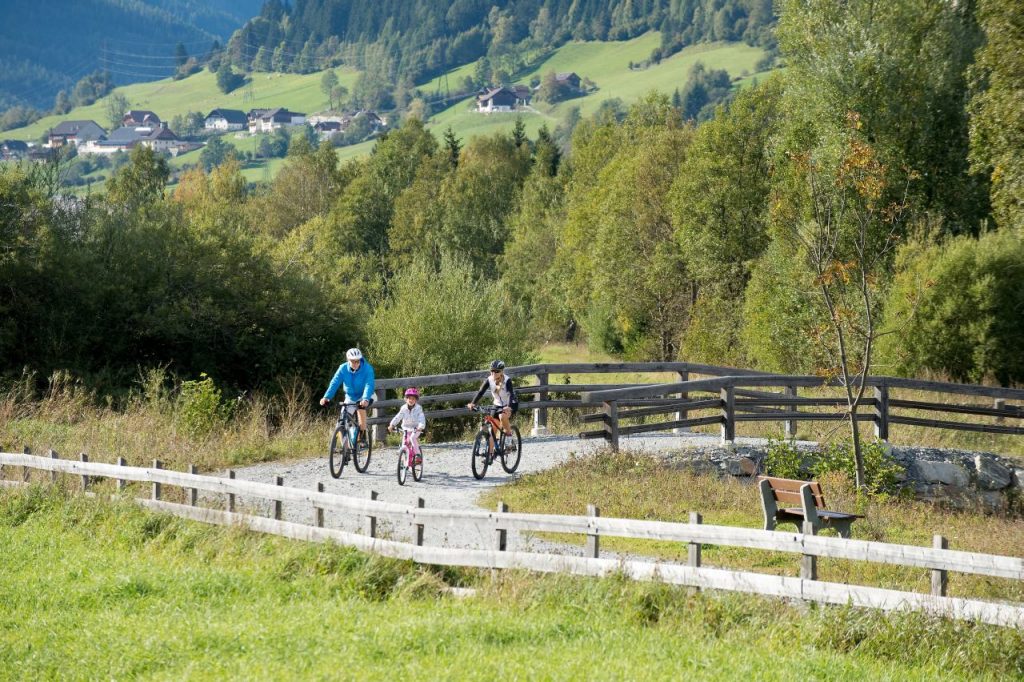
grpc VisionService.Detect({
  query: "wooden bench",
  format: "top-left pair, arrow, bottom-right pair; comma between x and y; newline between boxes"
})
757,476 -> 862,538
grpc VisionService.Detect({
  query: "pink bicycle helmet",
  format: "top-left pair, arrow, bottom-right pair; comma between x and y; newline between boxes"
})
404,388 -> 420,397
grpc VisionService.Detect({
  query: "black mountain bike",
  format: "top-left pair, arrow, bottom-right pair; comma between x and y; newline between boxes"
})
328,401 -> 372,478
469,405 -> 521,480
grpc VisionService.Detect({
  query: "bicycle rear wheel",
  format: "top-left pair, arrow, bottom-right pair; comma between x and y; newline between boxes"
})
500,426 -> 522,474
471,431 -> 489,480
412,445 -> 424,482
396,446 -> 408,485
354,429 -> 372,473
328,425 -> 346,478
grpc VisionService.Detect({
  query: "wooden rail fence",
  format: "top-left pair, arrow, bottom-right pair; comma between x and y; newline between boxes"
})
368,362 -> 1023,451
2,451 -> 1022,628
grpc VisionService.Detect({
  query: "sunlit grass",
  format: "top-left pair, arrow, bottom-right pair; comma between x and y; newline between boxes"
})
2,486 -> 1022,679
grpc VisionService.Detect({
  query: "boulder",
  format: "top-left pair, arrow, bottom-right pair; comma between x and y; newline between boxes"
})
974,455 -> 1012,490
912,460 -> 970,487
724,456 -> 758,476
1012,468 -> 1024,492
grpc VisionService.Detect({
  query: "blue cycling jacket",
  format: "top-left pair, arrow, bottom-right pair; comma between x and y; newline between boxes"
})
323,361 -> 376,402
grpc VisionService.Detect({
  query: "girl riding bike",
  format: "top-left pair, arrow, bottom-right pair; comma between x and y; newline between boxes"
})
388,388 -> 426,460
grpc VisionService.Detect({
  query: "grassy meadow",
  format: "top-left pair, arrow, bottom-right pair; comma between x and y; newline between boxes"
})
2,486 -> 1022,680
4,69 -> 359,143
425,37 -> 769,141
480,451 -> 1024,604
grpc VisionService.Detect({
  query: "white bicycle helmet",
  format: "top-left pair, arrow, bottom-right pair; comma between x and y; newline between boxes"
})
346,348 -> 363,361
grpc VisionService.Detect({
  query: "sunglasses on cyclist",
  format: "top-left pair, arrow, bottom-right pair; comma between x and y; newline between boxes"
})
491,369 -> 503,374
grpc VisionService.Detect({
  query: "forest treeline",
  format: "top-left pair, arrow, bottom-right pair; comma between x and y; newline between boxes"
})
2,0 -> 1022,398
228,0 -> 776,109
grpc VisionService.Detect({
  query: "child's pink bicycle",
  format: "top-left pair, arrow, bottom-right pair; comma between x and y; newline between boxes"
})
395,427 -> 424,485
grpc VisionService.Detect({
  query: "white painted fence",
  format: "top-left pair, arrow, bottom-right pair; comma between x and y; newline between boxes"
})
2,450 -> 1022,628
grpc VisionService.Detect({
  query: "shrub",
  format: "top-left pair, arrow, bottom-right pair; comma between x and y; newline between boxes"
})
175,374 -> 232,437
764,437 -> 805,478
879,231 -> 1024,384
812,440 -> 904,496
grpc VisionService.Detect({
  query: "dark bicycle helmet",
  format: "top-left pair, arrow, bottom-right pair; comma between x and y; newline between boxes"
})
490,359 -> 505,371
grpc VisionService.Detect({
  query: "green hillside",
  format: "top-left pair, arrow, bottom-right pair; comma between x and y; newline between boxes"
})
426,36 -> 768,141
4,68 -> 358,142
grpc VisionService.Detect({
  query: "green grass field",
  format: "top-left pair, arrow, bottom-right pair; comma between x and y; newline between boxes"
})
3,486 -> 1021,680
425,36 -> 768,142
4,68 -> 359,143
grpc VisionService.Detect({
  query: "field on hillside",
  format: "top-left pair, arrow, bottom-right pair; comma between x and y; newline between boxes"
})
4,69 -> 359,142
3,486 -> 1021,679
426,36 -> 768,141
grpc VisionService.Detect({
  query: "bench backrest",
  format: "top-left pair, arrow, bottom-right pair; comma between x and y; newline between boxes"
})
757,476 -> 826,509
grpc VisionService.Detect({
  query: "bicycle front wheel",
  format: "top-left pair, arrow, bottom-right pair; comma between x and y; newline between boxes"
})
500,426 -> 522,474
396,446 -> 408,485
471,431 -> 489,480
329,426 -> 346,478
354,430 -> 372,473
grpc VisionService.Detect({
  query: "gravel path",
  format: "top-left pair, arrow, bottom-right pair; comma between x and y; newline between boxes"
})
226,431 -> 800,553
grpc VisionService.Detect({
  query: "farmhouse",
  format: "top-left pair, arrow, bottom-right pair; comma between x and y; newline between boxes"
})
122,110 -> 161,127
204,108 -> 247,131
1,139 -> 29,159
476,87 -> 518,113
313,120 -> 342,140
555,72 -> 582,89
248,107 -> 306,133
89,124 -> 181,155
512,84 -> 532,106
47,120 -> 107,147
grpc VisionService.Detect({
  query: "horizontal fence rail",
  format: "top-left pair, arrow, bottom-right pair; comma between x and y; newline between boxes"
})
2,452 -> 1022,628
359,362 -> 1022,449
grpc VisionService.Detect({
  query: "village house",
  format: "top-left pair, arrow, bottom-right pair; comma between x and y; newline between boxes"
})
122,110 -> 161,127
555,72 -> 582,89
47,120 -> 107,147
313,120 -> 342,141
512,85 -> 532,107
248,107 -> 306,133
204,108 -> 247,131
1,139 -> 29,159
88,123 -> 182,155
476,87 -> 518,113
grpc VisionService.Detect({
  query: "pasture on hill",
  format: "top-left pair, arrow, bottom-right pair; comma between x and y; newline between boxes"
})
3,69 -> 359,143
425,36 -> 768,140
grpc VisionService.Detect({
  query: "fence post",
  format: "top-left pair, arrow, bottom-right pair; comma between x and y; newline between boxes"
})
187,464 -> 198,506
496,501 -> 508,551
674,371 -> 691,434
994,398 -> 1005,424
688,512 -> 702,568
22,445 -> 31,483
532,372 -> 549,437
874,385 -> 890,442
79,453 -> 89,491
49,449 -> 58,483
586,504 -> 600,559
415,497 -> 425,547
227,470 -> 236,512
931,535 -> 948,597
274,476 -> 283,520
152,460 -> 162,501
720,386 -> 735,445
368,490 -> 378,538
603,401 -> 619,452
784,386 -> 798,439
372,388 -> 388,443
801,521 -> 817,581
314,482 -> 325,528
116,457 -> 126,492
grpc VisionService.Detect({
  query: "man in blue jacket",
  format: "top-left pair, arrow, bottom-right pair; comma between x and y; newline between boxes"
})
320,348 -> 376,443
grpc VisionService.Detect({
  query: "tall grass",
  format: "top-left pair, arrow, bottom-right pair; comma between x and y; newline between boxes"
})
0,370 -> 327,472
2,486 -> 1021,679
482,450 -> 1024,603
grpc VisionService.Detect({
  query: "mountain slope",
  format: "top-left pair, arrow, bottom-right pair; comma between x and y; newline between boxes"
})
0,0 -> 261,112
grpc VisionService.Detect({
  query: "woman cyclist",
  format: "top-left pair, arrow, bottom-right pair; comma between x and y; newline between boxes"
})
467,360 -> 518,437
320,348 -> 375,443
